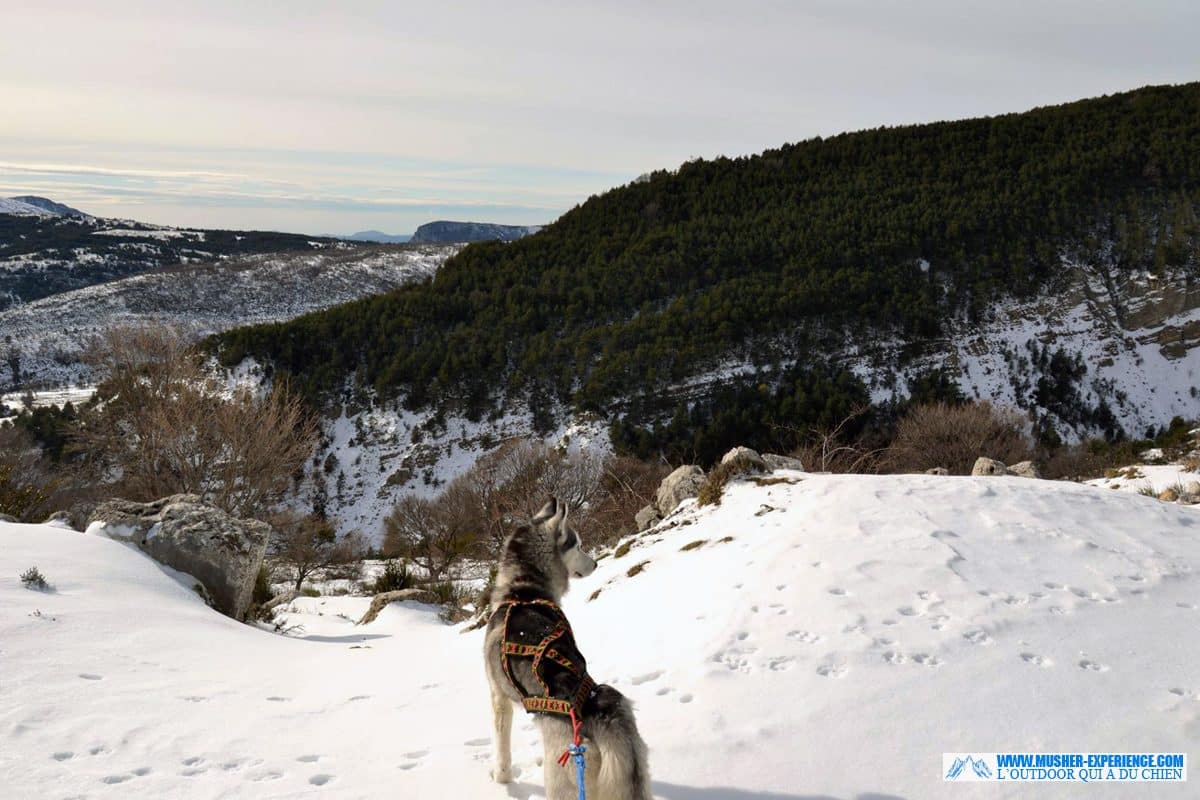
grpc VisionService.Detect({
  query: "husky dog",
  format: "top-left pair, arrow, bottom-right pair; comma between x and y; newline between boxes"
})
484,498 -> 652,800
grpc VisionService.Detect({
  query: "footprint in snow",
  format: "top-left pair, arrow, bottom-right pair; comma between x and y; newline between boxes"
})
464,738 -> 491,747
79,674 -> 103,681
100,774 -> 132,784
309,774 -> 335,786
266,696 -> 291,702
52,752 -> 74,761
678,693 -> 694,703
767,656 -> 795,672
882,651 -> 906,665
828,587 -> 847,596
1020,652 -> 1053,668
1078,659 -> 1109,672
816,663 -> 848,678
656,686 -> 673,696
912,653 -> 943,667
962,630 -> 992,646
897,606 -> 920,617
1167,688 -> 1190,697
403,750 -> 429,759
297,755 -> 321,763
631,670 -> 663,685
786,630 -> 821,644
247,769 -> 283,782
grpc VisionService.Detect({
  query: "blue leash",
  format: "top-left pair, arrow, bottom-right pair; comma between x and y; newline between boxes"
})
569,742 -> 586,800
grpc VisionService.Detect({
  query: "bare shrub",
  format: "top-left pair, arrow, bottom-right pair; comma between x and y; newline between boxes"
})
75,326 -> 317,518
783,405 -> 883,473
268,511 -> 363,592
0,427 -> 56,521
382,495 -> 476,581
885,401 -> 1032,475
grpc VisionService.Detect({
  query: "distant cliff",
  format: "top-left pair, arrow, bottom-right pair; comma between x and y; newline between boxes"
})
409,220 -> 542,243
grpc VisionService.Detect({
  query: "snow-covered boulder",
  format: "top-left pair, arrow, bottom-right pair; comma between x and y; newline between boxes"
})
762,453 -> 804,472
655,465 -> 705,516
971,457 -> 1008,476
1183,479 -> 1200,496
634,504 -> 661,531
720,446 -> 766,473
1008,460 -> 1041,479
87,495 -> 269,620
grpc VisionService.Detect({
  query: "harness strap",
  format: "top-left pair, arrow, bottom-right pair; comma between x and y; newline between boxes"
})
493,598 -> 592,720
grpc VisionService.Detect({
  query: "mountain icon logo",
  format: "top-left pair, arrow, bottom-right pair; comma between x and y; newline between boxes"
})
945,755 -> 994,780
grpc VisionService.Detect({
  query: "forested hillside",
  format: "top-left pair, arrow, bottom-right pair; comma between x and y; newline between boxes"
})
216,83 -> 1200,427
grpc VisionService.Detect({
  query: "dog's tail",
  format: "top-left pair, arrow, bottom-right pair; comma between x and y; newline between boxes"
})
584,684 -> 652,800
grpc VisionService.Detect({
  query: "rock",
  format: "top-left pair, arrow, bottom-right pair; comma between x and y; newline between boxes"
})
41,510 -> 76,530
634,504 -> 662,532
0,513 -> 17,523
1183,480 -> 1200,496
1178,494 -> 1200,506
86,495 -> 269,620
1159,487 -> 1179,502
762,453 -> 805,472
655,465 -> 705,517
357,588 -> 440,625
721,446 -> 766,473
925,467 -> 950,476
971,457 -> 1008,477
1008,461 -> 1041,479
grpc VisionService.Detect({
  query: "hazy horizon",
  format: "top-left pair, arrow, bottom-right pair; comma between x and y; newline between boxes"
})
2,1 -> 1198,235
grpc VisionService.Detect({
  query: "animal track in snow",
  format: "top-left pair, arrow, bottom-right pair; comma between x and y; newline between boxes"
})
464,738 -> 491,747
52,751 -> 74,761
1078,659 -> 1109,672
402,750 -> 429,759
78,673 -> 102,681
100,774 -> 131,784
678,693 -> 694,703
248,769 -> 283,782
630,671 -> 663,685
656,686 -> 672,696
962,630 -> 992,646
766,656 -> 795,671
297,754 -> 321,763
897,606 -> 920,617
786,630 -> 821,644
912,653 -> 943,667
882,651 -> 906,665
1020,652 -> 1052,667
266,696 -> 291,702
816,662 -> 848,678
309,773 -> 335,786
827,587 -> 848,596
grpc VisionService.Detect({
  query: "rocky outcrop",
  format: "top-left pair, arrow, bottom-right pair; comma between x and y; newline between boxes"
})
86,495 -> 270,620
41,511 -> 76,529
655,465 -> 705,516
1008,461 -> 1041,479
635,504 -> 662,531
762,453 -> 805,472
721,447 -> 766,472
410,220 -> 541,244
971,458 -> 1008,477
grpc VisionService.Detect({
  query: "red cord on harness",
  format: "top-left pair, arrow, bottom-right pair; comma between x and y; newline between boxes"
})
557,709 -> 584,766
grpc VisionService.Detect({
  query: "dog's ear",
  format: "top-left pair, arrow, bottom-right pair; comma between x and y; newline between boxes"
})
532,497 -> 559,524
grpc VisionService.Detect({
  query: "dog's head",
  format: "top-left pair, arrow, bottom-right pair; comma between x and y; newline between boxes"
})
532,497 -> 597,579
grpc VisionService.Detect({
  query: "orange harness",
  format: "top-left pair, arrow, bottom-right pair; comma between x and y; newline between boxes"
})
493,598 -> 595,718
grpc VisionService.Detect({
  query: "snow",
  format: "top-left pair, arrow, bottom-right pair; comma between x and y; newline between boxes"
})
0,198 -> 56,217
3,473 -> 1198,798
1086,463 -> 1200,496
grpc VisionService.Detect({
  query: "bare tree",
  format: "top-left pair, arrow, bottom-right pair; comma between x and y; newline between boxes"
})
269,511 -> 362,592
75,326 -> 317,518
884,401 -> 1032,474
383,494 -> 475,581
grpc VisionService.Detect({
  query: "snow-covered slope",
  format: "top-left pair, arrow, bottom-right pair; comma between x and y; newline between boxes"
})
0,198 -> 56,217
3,473 -> 1197,798
0,245 -> 458,387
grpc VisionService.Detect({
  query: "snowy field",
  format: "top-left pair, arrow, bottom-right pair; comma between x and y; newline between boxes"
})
3,473 -> 1198,799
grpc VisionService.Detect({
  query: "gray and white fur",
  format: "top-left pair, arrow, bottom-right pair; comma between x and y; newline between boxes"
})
484,498 -> 652,800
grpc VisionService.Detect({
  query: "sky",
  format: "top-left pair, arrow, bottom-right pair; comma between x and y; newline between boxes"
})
1,1 -> 1198,235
